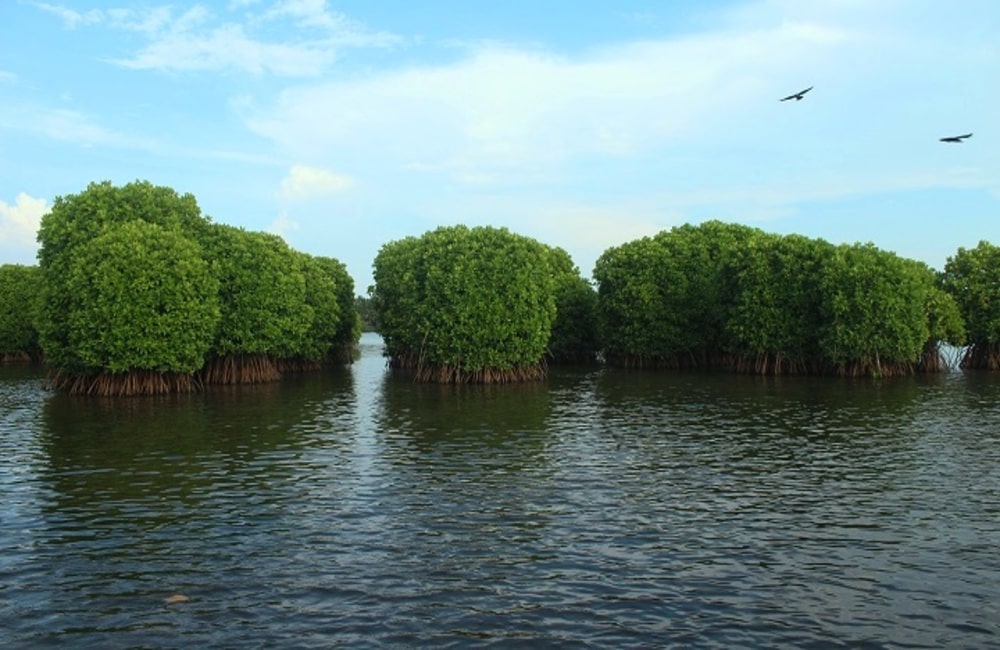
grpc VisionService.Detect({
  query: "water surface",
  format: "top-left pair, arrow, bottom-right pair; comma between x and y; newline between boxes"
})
1,333 -> 998,647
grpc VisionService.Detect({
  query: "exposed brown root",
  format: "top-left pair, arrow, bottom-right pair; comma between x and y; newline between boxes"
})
603,350 -> 735,370
960,342 -> 1000,370
1,351 -> 35,363
325,342 -> 359,365
916,341 -> 955,373
605,349 -> 927,379
389,352 -> 546,384
547,351 -> 600,365
731,352 -> 817,376
276,358 -> 324,374
45,368 -> 201,396
830,360 -> 915,379
200,354 -> 281,385
603,352 -> 699,369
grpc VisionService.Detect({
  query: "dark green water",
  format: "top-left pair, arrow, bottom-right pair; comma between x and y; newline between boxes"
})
1,333 -> 998,648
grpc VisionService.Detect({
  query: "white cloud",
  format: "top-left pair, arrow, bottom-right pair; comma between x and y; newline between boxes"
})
0,70 -> 17,83
243,17 -> 852,184
280,164 -> 355,199
517,203 -> 676,264
0,193 -> 48,249
243,0 -> 998,226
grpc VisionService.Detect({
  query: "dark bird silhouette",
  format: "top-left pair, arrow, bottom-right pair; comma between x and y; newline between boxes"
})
780,86 -> 813,101
939,133 -> 973,143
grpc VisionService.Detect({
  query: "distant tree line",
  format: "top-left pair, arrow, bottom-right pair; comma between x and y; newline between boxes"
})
365,221 -> 991,382
355,295 -> 378,332
0,180 -> 360,395
0,264 -> 42,362
3,182 -> 999,388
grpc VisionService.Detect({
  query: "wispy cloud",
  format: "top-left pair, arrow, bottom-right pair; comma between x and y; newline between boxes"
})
104,6 -> 176,34
244,0 -> 996,217
243,19 -> 850,182
280,164 -> 355,199
269,211 -> 299,238
0,101 -> 280,168
116,23 -> 337,75
27,1 -> 103,29
0,104 -> 145,148
259,0 -> 397,45
30,1 -> 400,76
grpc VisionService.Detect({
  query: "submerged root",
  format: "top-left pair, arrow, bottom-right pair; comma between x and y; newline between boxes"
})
731,352 -> 816,376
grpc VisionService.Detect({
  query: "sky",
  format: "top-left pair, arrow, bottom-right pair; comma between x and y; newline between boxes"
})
1,0 -> 997,292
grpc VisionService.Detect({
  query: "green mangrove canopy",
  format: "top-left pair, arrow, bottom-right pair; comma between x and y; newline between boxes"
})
371,225 -> 557,383
34,179 -> 359,394
594,220 -> 965,377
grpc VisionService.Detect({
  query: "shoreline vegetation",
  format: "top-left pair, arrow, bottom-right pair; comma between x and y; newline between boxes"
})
0,179 -> 997,393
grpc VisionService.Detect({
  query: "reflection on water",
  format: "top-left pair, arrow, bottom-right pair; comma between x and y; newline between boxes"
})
0,334 -> 998,648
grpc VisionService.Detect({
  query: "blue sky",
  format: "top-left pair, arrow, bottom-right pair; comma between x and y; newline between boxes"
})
1,0 -> 997,291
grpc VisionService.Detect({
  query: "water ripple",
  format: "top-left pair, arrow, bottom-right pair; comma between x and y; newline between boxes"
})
1,348 -> 998,648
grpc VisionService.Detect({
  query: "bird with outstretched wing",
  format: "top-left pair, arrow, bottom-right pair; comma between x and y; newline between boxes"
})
939,133 -> 973,143
780,86 -> 813,101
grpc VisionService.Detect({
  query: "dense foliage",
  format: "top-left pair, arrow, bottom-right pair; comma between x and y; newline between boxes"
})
57,221 -> 220,394
36,180 -> 215,377
65,221 -> 219,373
817,243 -> 935,377
34,180 -> 358,394
592,236 -> 674,366
545,247 -> 600,364
21,177 -> 991,392
728,233 -> 831,374
595,221 -> 964,377
311,255 -> 360,364
594,221 -> 759,368
36,180 -> 210,270
940,240 -> 1000,368
201,225 -> 313,383
371,225 -> 557,383
0,264 -> 42,361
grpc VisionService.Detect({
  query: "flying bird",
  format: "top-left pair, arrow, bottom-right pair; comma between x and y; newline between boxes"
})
780,86 -> 813,101
939,133 -> 973,143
